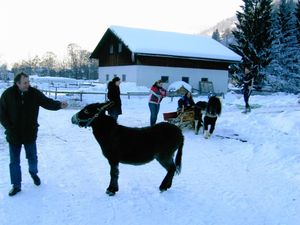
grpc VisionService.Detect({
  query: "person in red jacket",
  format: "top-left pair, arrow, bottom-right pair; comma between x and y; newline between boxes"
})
148,80 -> 167,126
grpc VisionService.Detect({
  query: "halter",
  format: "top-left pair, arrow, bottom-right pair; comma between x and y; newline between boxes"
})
76,102 -> 114,128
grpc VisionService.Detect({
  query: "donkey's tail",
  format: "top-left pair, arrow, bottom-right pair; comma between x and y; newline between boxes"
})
175,135 -> 184,174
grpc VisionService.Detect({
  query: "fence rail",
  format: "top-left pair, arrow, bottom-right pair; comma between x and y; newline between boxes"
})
41,88 -> 223,102
41,89 -> 150,101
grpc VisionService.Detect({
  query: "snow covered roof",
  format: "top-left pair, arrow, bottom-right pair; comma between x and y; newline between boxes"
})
109,25 -> 241,62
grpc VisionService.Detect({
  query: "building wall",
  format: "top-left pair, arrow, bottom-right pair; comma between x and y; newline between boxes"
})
98,65 -> 229,93
98,66 -> 137,83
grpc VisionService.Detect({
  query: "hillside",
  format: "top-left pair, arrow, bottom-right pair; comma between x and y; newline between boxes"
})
199,16 -> 237,36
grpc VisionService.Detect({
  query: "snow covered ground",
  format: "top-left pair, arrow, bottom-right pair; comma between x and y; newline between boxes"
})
0,81 -> 300,225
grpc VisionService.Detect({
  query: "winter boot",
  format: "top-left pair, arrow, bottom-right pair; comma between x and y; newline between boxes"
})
246,106 -> 251,113
8,187 -> 21,196
30,172 -> 41,186
242,107 -> 250,114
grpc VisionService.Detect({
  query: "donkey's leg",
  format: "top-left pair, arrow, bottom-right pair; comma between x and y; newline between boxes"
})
156,156 -> 176,191
106,161 -> 119,196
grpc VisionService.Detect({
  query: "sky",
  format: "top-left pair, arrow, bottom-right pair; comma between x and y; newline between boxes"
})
0,0 -> 243,67
0,78 -> 300,225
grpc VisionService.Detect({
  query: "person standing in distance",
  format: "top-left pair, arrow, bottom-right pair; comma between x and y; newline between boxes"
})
107,77 -> 122,121
242,67 -> 254,113
0,72 -> 68,196
148,80 -> 167,126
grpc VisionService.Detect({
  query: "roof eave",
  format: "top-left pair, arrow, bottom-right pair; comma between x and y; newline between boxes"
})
135,53 -> 241,64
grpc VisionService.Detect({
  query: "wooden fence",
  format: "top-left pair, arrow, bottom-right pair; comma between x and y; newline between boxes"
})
41,88 -> 223,102
41,88 -> 150,101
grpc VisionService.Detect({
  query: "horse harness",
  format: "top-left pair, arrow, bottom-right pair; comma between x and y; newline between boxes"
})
75,102 -> 114,127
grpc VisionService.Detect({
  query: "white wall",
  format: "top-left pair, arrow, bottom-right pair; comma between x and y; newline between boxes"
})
98,66 -> 137,83
98,65 -> 229,93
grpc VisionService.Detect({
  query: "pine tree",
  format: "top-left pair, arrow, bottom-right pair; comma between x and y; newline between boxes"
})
230,0 -> 273,88
278,0 -> 300,92
295,0 -> 300,43
264,7 -> 286,91
212,29 -> 221,42
266,0 -> 300,93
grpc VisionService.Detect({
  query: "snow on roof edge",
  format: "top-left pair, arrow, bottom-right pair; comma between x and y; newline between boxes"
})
109,25 -> 241,62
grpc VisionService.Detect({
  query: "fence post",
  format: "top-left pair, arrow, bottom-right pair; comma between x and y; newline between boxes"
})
80,92 -> 83,101
128,92 -> 130,99
55,87 -> 57,99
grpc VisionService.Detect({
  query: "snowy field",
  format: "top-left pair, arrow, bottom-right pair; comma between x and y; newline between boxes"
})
0,81 -> 300,225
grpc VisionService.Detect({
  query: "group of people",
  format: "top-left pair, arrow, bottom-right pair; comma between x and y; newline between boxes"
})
0,68 -> 253,197
0,74 -> 165,197
106,78 -> 167,126
106,66 -> 254,123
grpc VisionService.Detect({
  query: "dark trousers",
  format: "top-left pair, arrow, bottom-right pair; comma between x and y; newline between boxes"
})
9,142 -> 38,188
204,116 -> 217,134
243,88 -> 250,108
149,103 -> 160,126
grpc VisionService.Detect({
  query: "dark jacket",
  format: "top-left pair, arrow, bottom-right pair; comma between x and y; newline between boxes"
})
178,95 -> 195,110
107,82 -> 122,115
0,85 -> 62,144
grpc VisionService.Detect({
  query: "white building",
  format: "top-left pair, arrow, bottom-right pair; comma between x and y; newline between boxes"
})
90,26 -> 241,94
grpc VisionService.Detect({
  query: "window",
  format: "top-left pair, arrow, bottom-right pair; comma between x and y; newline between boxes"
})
161,76 -> 169,83
201,77 -> 208,82
118,43 -> 122,53
113,74 -> 117,78
182,77 -> 189,83
106,74 -> 109,81
122,74 -> 126,82
109,45 -> 114,54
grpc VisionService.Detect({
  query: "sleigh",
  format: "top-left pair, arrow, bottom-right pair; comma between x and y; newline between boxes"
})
163,109 -> 195,130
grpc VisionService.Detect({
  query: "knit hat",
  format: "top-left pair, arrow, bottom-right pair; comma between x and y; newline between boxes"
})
112,77 -> 120,83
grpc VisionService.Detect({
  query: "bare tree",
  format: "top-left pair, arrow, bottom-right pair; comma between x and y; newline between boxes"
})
40,52 -> 58,76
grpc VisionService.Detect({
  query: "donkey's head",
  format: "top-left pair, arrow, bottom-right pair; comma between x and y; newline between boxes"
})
71,102 -> 114,127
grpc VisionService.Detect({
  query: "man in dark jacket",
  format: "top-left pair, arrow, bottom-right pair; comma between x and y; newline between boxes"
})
107,77 -> 122,121
242,67 -> 254,113
0,72 -> 68,196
